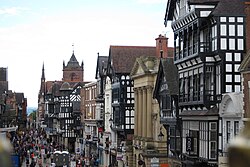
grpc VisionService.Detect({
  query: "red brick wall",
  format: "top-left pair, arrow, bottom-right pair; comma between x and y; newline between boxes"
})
243,73 -> 250,118
243,2 -> 250,118
155,34 -> 170,58
63,68 -> 83,82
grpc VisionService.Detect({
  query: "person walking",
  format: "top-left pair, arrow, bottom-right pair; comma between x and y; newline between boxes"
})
30,158 -> 36,167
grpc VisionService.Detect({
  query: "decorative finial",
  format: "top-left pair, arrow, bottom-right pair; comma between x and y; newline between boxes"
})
72,43 -> 74,53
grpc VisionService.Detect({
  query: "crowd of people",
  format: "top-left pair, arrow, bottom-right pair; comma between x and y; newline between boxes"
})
6,127 -> 98,167
10,128 -> 54,167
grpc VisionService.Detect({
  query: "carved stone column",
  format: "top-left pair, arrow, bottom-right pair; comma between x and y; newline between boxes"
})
146,86 -> 153,138
138,88 -> 142,137
133,88 -> 138,136
142,87 -> 147,137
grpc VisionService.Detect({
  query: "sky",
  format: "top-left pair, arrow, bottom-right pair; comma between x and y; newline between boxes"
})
0,0 -> 174,108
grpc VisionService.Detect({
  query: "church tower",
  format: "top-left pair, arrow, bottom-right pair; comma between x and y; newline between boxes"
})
37,63 -> 46,123
62,50 -> 84,82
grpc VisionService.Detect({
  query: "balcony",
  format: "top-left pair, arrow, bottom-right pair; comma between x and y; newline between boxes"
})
174,43 -> 198,62
160,109 -> 176,125
179,91 -> 204,106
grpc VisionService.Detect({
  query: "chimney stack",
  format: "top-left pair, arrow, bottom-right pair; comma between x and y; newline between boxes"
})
155,34 -> 169,58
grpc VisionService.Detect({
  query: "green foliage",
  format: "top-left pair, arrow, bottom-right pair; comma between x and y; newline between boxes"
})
29,110 -> 36,120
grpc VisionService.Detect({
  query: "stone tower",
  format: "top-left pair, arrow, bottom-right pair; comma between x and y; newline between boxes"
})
62,51 -> 84,82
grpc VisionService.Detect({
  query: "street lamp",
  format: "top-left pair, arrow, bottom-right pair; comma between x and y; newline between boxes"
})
109,117 -> 113,128
158,127 -> 164,141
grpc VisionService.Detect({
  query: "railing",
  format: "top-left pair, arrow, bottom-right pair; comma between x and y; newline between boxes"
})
200,42 -> 210,52
161,109 -> 175,118
174,43 -> 199,61
205,90 -> 214,101
179,91 -> 203,103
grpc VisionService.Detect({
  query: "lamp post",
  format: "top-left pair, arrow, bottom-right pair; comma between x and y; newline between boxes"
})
158,127 -> 164,141
109,117 -> 113,127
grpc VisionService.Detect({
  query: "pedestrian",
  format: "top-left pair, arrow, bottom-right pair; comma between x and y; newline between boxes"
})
81,159 -> 85,167
30,158 -> 36,167
26,157 -> 29,166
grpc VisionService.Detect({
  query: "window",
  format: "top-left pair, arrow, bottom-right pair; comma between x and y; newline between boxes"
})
226,75 -> 232,82
189,75 -> 193,100
237,17 -> 243,22
221,38 -> 227,50
205,66 -> 214,95
226,64 -> 232,72
175,34 -> 180,59
235,85 -> 241,92
235,75 -> 240,82
226,85 -> 232,92
193,74 -> 199,100
237,25 -> 243,36
216,65 -> 221,95
220,25 -> 227,36
226,121 -> 231,143
226,53 -> 232,61
235,64 -> 240,72
194,30 -> 198,54
238,39 -> 244,50
220,17 -> 226,22
125,107 -> 134,129
211,25 -> 217,51
189,130 -> 198,155
170,127 -> 175,150
229,25 -> 235,36
180,78 -> 184,95
112,88 -> 119,103
229,39 -> 235,50
210,122 -> 217,159
234,121 -> 239,136
229,17 -> 235,22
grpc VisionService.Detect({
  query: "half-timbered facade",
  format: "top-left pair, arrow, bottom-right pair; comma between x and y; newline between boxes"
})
164,0 -> 246,166
95,53 -> 109,166
42,51 -> 86,153
153,58 -> 180,166
106,45 -> 156,166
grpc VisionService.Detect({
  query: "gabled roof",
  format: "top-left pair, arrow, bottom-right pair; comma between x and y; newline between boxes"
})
60,82 -> 72,91
130,56 -> 159,78
164,0 -> 245,24
95,54 -> 108,79
153,58 -> 178,98
108,45 -> 156,74
164,0 -> 176,25
239,50 -> 250,72
46,80 -> 88,95
66,52 -> 81,68
189,0 -> 245,16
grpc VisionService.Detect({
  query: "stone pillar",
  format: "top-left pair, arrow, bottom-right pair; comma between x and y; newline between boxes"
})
138,88 -> 142,137
142,87 -> 147,138
146,86 -> 153,138
134,88 -> 138,136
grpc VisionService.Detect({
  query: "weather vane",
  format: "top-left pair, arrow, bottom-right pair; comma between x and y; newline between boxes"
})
72,43 -> 74,53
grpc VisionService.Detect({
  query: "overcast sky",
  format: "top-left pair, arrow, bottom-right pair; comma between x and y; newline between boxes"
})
0,0 -> 174,107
